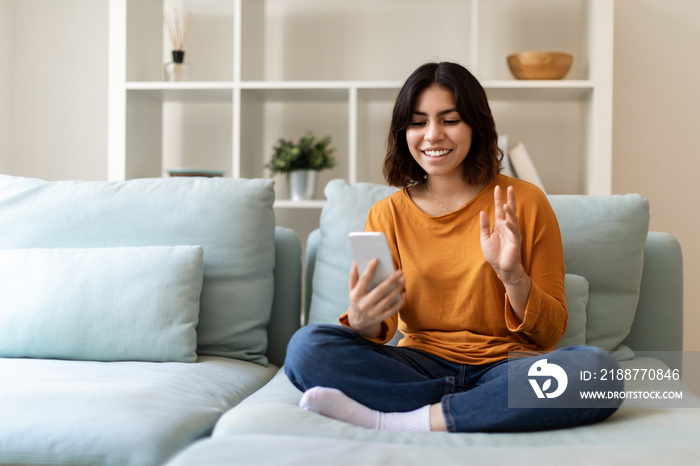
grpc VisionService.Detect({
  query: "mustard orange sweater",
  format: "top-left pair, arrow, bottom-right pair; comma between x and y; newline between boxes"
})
339,175 -> 567,365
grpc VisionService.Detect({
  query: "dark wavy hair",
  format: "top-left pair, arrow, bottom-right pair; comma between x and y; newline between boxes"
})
383,62 -> 502,187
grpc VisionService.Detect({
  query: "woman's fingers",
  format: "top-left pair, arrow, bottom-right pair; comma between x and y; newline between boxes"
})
374,270 -> 404,300
348,262 -> 359,290
493,185 -> 504,221
479,210 -> 491,240
370,269 -> 403,297
349,259 -> 404,315
379,289 -> 406,319
507,185 -> 517,211
504,187 -> 521,239
352,258 -> 378,292
361,270 -> 404,309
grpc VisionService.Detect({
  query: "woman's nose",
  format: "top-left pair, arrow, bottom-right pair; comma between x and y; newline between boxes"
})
425,122 -> 443,142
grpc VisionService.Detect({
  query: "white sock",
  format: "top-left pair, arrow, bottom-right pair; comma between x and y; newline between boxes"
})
299,386 -> 431,432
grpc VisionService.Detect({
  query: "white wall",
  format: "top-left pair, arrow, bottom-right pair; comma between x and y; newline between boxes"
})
11,0 -> 108,181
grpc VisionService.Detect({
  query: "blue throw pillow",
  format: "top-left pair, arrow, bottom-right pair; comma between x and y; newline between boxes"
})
308,180 -> 397,325
549,194 -> 649,351
0,246 -> 202,362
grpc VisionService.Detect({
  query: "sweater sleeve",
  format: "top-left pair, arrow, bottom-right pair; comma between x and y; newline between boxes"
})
337,198 -> 400,345
502,186 -> 568,349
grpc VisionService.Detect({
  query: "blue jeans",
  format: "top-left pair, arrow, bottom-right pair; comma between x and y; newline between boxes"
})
285,324 -> 623,433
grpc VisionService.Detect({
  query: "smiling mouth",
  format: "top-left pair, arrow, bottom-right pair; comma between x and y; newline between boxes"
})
423,149 -> 452,157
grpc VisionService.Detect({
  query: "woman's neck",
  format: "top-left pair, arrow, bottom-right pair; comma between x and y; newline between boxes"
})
411,175 -> 486,215
424,174 -> 470,198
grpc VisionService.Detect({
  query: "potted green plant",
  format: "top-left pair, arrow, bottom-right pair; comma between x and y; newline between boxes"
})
267,132 -> 336,201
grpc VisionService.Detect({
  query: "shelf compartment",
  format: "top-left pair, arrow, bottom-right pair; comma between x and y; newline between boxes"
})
127,0 -> 234,83
161,100 -> 232,178
239,87 -> 350,202
355,88 -> 399,186
477,0 -> 588,81
491,99 -> 587,194
257,0 -> 472,82
124,90 -> 233,179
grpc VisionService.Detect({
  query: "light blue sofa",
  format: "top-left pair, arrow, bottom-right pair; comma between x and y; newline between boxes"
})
168,180 -> 700,466
1,175 -> 698,466
0,174 -> 302,465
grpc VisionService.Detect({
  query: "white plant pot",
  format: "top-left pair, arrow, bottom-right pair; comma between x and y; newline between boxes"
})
287,169 -> 318,201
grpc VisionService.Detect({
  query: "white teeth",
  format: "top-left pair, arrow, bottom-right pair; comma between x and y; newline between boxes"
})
424,150 -> 450,157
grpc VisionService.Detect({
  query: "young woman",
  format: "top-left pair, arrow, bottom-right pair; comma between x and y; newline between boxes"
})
285,62 -> 622,433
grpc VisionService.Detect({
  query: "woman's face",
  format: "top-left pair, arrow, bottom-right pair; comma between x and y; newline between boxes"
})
405,85 -> 473,182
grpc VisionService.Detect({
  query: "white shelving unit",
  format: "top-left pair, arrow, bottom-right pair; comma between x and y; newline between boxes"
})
108,0 -> 614,204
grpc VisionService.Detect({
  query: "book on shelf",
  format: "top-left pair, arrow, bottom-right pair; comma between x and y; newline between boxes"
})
508,142 -> 547,193
498,138 -> 547,194
497,135 -> 515,177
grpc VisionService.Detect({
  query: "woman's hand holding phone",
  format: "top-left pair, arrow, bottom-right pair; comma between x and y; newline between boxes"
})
347,258 -> 406,339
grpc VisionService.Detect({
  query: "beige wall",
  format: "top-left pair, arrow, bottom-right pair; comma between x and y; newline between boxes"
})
0,0 -> 14,174
612,0 -> 700,361
10,0 -> 108,181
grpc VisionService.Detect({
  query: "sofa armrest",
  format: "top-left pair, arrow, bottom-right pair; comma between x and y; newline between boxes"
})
622,232 -> 683,367
266,227 -> 302,367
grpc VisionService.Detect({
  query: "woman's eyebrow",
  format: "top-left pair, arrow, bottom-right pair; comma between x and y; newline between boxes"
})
412,108 -> 459,117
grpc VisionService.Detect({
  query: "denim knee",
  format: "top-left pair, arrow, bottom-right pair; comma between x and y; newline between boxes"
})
552,345 -> 625,407
284,325 -> 317,382
284,324 -> 352,390
552,345 -> 621,374
555,345 -> 621,371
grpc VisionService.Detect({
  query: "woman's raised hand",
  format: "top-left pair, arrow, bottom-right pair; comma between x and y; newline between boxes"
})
346,259 -> 406,339
479,185 -> 524,281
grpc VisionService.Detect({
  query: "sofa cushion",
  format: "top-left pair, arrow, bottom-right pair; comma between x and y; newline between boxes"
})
0,246 -> 202,362
554,274 -> 588,349
211,366 -> 700,445
167,432 -> 700,466
0,175 -> 276,364
0,356 -> 277,466
308,180 -> 591,350
308,180 -> 397,325
548,195 -> 649,351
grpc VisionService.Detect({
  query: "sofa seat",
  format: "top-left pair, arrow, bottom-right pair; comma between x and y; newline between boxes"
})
166,365 -> 700,465
224,366 -> 700,444
0,357 -> 277,466
167,433 -> 700,466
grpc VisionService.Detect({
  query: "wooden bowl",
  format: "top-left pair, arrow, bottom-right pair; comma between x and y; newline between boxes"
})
507,52 -> 573,80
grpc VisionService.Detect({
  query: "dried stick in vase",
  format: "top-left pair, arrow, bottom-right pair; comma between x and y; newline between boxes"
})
163,8 -> 192,51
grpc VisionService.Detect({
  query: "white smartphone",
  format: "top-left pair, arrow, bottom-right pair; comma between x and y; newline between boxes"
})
349,231 -> 396,292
